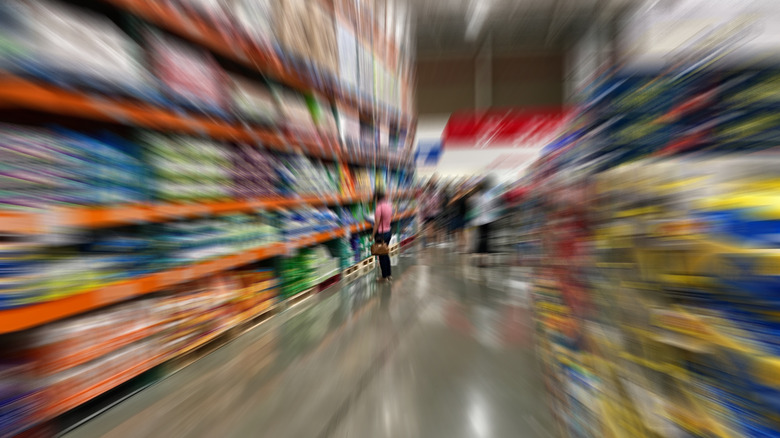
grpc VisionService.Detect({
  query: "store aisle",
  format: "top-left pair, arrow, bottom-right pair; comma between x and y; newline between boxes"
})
65,249 -> 554,438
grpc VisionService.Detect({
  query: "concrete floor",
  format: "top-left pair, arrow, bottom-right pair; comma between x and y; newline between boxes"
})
65,248 -> 555,438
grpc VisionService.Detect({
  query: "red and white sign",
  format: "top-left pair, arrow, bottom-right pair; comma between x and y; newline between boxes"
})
443,108 -> 571,149
431,108 -> 571,177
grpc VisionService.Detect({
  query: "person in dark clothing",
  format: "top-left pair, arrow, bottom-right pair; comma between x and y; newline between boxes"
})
449,186 -> 470,252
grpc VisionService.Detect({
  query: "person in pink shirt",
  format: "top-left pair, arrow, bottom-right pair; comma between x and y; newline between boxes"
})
373,190 -> 393,281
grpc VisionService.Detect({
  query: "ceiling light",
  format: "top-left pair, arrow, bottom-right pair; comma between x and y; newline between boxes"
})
465,0 -> 491,41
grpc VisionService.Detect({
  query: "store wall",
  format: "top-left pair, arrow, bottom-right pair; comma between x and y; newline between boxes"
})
415,51 -> 565,116
491,53 -> 564,108
416,57 -> 476,114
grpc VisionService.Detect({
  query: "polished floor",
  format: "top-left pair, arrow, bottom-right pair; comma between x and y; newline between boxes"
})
66,247 -> 555,438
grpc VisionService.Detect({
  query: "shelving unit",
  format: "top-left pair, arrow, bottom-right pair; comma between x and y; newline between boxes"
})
0,190 -> 415,234
0,0 -> 416,435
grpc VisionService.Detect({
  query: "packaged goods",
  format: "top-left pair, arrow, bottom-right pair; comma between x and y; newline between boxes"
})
0,0 -> 152,95
273,89 -> 317,136
141,134 -> 232,202
230,143 -> 280,199
144,29 -> 229,116
0,126 -> 147,211
228,74 -> 280,124
229,0 -> 276,50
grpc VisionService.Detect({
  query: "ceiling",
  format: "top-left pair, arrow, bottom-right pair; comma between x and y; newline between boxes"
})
412,0 -> 637,57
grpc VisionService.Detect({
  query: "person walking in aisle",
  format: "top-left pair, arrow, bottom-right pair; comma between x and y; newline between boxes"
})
420,180 -> 442,247
470,179 -> 500,266
373,190 -> 393,282
448,184 -> 472,253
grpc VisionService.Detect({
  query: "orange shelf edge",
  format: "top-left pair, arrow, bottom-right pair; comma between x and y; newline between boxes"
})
0,242 -> 285,334
0,193 -> 376,234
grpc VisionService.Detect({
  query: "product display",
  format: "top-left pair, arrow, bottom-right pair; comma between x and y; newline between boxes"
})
142,134 -> 232,202
0,0 -> 416,435
518,59 -> 780,438
0,268 -> 280,433
0,126 -> 147,211
144,28 -> 229,116
228,74 -> 280,125
0,0 -> 153,97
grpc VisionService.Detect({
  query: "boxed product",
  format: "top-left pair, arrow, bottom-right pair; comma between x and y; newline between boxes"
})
144,29 -> 229,116
228,0 -> 277,50
230,143 -> 279,199
273,89 -> 317,136
228,74 -> 280,124
0,0 -> 153,95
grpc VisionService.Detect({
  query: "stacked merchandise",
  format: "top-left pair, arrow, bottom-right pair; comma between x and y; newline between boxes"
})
330,239 -> 354,271
523,58 -> 780,437
142,134 -> 232,202
152,213 -> 279,270
277,208 -> 340,240
0,233 -> 151,310
350,167 -> 375,197
0,269 -> 279,436
0,0 -> 154,98
310,246 -> 341,284
0,0 -> 416,433
227,74 -> 280,126
0,126 -> 147,211
274,88 -> 318,140
276,156 -> 340,197
143,28 -> 230,117
0,0 -> 414,159
278,249 -> 317,297
357,235 -> 372,262
231,143 -> 280,199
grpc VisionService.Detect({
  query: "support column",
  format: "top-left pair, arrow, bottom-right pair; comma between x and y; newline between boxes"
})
475,32 -> 492,109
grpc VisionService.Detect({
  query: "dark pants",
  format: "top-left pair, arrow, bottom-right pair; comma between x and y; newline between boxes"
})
477,222 -> 492,254
377,231 -> 392,278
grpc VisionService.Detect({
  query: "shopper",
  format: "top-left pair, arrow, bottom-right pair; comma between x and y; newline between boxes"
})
420,180 -> 441,247
440,182 -> 454,247
471,179 -> 500,265
449,185 -> 471,252
373,190 -> 393,281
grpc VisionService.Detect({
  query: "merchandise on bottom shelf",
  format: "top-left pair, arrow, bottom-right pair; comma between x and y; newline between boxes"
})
278,249 -> 316,297
278,244 -> 341,297
330,239 -> 353,270
0,269 -> 280,435
310,246 -> 340,283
